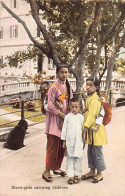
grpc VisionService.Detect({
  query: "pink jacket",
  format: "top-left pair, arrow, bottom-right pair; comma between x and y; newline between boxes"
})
44,79 -> 73,138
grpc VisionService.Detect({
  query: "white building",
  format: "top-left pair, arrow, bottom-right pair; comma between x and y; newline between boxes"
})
0,0 -> 56,78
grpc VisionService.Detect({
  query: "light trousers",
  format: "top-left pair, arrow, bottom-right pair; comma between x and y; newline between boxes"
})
66,153 -> 82,177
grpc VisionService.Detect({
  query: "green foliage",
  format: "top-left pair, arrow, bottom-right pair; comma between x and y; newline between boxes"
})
115,57 -> 125,76
44,1 -> 96,63
42,0 -> 125,68
5,46 -> 43,67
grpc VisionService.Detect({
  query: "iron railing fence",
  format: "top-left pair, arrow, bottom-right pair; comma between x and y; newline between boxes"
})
0,89 -> 125,128
0,98 -> 44,128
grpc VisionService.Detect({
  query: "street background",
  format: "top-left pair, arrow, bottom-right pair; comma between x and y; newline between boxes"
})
0,106 -> 125,196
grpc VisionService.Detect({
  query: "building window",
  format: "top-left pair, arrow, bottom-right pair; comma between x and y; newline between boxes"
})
0,27 -> 3,39
14,0 -> 16,8
37,55 -> 43,72
10,25 -> 18,38
11,0 -> 17,8
37,26 -> 40,37
0,56 -> 3,67
48,58 -> 54,70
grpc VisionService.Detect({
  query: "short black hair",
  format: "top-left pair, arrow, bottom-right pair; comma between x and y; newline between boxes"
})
40,81 -> 49,91
40,81 -> 49,86
70,97 -> 80,103
86,76 -> 100,94
86,76 -> 100,86
56,64 -> 69,74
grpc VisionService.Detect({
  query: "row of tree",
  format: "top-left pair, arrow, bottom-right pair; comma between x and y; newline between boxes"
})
1,0 -> 125,94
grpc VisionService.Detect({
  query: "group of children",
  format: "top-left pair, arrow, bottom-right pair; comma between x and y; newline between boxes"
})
61,93 -> 108,184
41,75 -> 110,185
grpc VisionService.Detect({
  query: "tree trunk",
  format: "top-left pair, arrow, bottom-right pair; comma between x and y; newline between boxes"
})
91,34 -> 102,77
99,42 -> 108,83
74,45 -> 88,109
106,31 -> 125,91
76,45 -> 87,92
105,52 -> 116,92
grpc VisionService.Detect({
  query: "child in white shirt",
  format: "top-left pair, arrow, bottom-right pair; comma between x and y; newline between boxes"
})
61,97 -> 84,185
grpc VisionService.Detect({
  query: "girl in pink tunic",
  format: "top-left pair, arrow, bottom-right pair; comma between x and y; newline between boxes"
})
42,65 -> 73,182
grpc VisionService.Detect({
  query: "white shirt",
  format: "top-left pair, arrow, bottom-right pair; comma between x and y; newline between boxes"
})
96,105 -> 105,125
61,112 -> 84,158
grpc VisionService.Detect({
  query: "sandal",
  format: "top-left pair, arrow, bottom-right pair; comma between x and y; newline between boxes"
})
53,169 -> 66,176
42,173 -> 52,182
74,176 -> 80,184
81,174 -> 95,180
68,178 -> 74,185
92,177 -> 103,183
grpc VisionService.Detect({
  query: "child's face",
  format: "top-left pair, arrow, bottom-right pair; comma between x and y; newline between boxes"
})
86,81 -> 97,95
100,96 -> 107,103
40,83 -> 48,92
70,101 -> 80,114
57,68 -> 69,82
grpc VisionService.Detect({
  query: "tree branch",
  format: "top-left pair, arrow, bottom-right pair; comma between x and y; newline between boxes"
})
69,2 -> 100,67
99,42 -> 108,82
91,33 -> 102,77
29,0 -> 61,66
0,1 -> 50,57
38,1 -> 56,17
105,30 -> 125,90
104,11 -> 125,42
115,31 -> 125,54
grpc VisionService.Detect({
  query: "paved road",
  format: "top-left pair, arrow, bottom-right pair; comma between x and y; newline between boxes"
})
0,106 -> 125,196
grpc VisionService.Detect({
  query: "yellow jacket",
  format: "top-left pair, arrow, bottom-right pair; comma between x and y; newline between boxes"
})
83,92 -> 107,146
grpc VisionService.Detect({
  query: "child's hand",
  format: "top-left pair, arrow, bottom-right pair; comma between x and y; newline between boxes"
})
55,101 -> 63,110
92,127 -> 98,131
91,124 -> 100,131
82,126 -> 88,143
59,120 -> 64,129
59,112 -> 65,119
62,140 -> 66,149
82,133 -> 86,143
82,108 -> 88,114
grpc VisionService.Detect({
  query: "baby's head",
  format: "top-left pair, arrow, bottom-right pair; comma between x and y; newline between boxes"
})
69,97 -> 80,115
40,81 -> 49,92
99,94 -> 109,103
